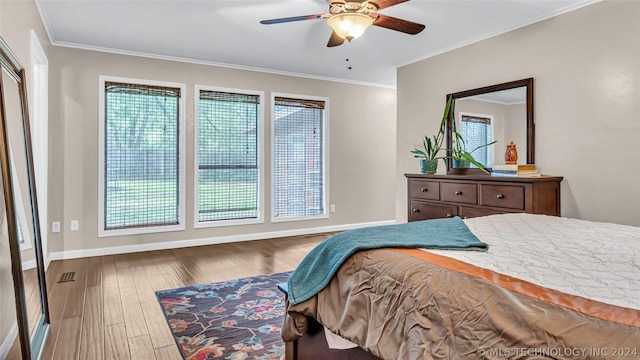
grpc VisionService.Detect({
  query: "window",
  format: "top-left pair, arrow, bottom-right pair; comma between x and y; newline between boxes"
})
272,94 -> 327,221
98,76 -> 186,236
195,86 -> 263,227
460,112 -> 493,168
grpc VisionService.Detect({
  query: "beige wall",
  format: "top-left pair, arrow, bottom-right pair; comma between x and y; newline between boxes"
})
2,0 -> 637,263
0,0 -> 396,258
397,0 -> 640,226
48,47 -> 397,254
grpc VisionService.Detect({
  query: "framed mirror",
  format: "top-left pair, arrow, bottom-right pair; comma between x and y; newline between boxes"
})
445,78 -> 534,174
0,36 -> 50,359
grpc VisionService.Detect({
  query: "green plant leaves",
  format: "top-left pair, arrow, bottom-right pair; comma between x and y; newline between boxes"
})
410,95 -> 453,162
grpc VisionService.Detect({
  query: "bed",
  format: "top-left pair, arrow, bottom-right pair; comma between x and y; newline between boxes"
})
281,213 -> 640,359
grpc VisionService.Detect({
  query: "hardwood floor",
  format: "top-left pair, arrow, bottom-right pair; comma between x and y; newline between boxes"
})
8,233 -> 331,360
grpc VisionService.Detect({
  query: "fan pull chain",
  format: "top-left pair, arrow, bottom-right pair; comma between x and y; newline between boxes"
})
345,41 -> 352,70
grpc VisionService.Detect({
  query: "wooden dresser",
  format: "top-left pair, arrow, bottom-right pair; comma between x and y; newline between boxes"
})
405,174 -> 563,221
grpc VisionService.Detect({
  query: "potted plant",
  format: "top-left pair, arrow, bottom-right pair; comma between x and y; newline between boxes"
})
411,135 -> 442,174
450,136 -> 496,172
410,96 -> 453,174
448,101 -> 496,172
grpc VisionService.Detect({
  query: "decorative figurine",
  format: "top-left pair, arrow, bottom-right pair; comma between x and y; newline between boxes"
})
505,140 -> 518,164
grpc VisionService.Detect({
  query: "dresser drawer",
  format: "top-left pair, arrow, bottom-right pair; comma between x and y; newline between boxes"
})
441,182 -> 477,204
481,184 -> 525,210
409,201 -> 458,221
409,180 -> 440,200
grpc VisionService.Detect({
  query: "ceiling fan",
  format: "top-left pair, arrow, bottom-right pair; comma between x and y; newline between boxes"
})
260,0 -> 425,47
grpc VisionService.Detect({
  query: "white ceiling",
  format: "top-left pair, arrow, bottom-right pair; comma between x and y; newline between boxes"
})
36,0 -> 598,87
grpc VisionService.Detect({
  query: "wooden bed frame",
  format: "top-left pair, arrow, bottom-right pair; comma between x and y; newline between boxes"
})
279,283 -> 379,360
284,316 -> 379,360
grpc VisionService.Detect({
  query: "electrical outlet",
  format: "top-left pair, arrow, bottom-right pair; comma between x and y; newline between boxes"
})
330,204 -> 336,213
52,221 -> 60,233
70,220 -> 79,231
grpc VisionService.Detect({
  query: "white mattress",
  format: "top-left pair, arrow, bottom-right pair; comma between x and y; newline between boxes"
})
427,213 -> 640,310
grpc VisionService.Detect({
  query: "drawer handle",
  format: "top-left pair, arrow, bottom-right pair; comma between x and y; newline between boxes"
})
420,188 -> 428,192
496,194 -> 505,199
412,208 -> 420,213
454,191 -> 463,195
446,213 -> 453,218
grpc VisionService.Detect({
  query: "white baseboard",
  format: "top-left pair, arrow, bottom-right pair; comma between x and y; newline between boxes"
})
0,322 -> 18,359
22,259 -> 37,271
49,220 -> 396,261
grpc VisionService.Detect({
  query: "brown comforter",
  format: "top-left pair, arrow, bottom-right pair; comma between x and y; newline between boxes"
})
282,248 -> 640,359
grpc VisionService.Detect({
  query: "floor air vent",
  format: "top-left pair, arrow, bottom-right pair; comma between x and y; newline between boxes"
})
58,271 -> 76,283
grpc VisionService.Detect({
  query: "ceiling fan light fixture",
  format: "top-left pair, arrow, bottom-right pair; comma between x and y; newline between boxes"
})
327,13 -> 374,41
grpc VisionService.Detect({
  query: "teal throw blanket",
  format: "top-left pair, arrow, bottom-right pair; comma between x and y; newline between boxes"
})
287,217 -> 487,305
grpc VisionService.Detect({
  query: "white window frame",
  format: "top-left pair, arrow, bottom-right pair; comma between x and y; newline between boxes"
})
98,75 -> 186,237
270,92 -> 329,223
193,85 -> 264,228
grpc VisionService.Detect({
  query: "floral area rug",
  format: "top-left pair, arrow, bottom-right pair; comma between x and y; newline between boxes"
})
155,271 -> 292,360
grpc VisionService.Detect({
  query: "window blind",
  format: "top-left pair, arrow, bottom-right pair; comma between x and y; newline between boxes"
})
273,96 -> 325,219
104,81 -> 181,230
197,90 -> 260,222
461,114 -> 493,168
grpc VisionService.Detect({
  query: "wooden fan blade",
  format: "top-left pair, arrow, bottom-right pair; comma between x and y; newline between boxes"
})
327,31 -> 345,47
372,13 -> 425,35
260,14 -> 325,25
368,0 -> 410,11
